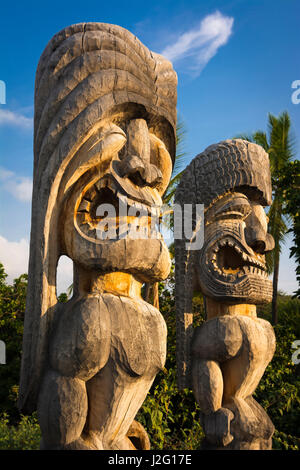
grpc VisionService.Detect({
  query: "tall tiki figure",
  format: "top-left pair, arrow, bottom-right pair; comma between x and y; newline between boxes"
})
18,23 -> 177,450
175,140 -> 276,450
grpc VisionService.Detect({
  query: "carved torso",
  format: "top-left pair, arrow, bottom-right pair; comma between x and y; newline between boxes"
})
50,293 -> 167,380
192,314 -> 276,402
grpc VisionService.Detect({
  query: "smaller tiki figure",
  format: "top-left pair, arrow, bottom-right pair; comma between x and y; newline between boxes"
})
175,139 -> 276,450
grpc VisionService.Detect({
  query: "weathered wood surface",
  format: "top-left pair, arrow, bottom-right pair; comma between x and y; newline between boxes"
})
18,22 -> 177,450
175,140 -> 276,449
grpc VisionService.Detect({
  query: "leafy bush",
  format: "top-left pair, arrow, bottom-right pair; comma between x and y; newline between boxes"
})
256,294 -> 300,448
0,264 -> 26,421
0,413 -> 40,450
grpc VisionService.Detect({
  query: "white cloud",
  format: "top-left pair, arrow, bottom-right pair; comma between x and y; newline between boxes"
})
13,177 -> 33,202
56,255 -> 74,295
0,166 -> 32,202
161,11 -> 234,76
0,237 -> 73,295
0,109 -> 33,129
0,236 -> 29,283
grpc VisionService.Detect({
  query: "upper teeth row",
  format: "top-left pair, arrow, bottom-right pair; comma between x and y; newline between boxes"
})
213,239 -> 266,270
77,180 -> 160,217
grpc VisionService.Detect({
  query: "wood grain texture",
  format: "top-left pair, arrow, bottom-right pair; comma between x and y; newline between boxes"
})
175,140 -> 276,449
19,22 -> 176,450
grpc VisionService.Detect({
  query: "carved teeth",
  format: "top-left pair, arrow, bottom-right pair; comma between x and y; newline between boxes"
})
78,199 -> 91,213
95,179 -> 108,192
83,187 -> 97,201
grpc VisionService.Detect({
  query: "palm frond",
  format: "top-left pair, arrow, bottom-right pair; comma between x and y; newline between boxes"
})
66,283 -> 73,298
233,133 -> 254,142
252,131 -> 269,151
265,250 -> 275,275
268,112 -> 295,173
171,116 -> 188,179
163,115 -> 189,206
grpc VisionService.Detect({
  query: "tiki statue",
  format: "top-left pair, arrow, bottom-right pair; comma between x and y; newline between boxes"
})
18,23 -> 177,450
175,139 -> 276,450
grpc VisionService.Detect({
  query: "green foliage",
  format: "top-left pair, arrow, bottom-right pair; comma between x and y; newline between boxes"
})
276,160 -> 300,297
163,117 -> 188,207
57,292 -> 69,303
273,430 -> 300,451
0,413 -> 40,450
0,263 -> 27,421
256,294 -> 300,448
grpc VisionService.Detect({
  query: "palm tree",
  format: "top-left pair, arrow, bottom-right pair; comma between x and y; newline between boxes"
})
163,118 -> 187,206
237,111 -> 295,324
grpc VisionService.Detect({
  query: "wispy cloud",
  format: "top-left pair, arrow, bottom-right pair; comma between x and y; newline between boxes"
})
0,109 -> 33,129
161,11 -> 234,76
0,167 -> 32,202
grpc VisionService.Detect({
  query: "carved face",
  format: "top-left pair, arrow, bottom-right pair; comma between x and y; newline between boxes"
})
195,192 -> 274,304
62,116 -> 172,283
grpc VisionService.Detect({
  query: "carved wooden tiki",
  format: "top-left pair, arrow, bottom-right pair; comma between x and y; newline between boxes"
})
18,23 -> 177,450
175,140 -> 276,450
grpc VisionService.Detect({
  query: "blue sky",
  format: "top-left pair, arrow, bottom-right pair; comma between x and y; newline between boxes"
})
0,0 -> 299,293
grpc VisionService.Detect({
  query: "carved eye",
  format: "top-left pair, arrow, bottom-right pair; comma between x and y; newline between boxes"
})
214,198 -> 252,220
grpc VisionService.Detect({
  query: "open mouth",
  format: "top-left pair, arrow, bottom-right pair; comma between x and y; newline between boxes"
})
210,238 -> 268,279
76,177 -> 161,241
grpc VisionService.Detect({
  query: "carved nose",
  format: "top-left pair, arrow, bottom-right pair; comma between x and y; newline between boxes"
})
264,233 -> 275,252
118,154 -> 163,186
245,229 -> 274,254
118,118 -> 163,187
244,204 -> 275,255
